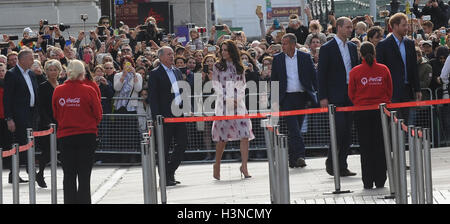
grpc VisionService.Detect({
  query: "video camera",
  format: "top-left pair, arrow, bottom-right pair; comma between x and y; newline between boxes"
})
59,23 -> 70,32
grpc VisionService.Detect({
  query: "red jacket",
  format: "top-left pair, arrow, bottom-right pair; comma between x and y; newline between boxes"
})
348,59 -> 393,106
52,80 -> 103,138
83,79 -> 101,100
0,86 -> 4,119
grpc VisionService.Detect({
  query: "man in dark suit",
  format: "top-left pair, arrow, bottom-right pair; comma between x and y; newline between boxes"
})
148,46 -> 187,186
271,33 -> 318,168
318,17 -> 358,177
376,12 -> 421,121
3,48 -> 39,183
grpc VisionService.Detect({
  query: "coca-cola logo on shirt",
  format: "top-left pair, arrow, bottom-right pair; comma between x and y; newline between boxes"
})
361,76 -> 383,86
59,98 -> 81,107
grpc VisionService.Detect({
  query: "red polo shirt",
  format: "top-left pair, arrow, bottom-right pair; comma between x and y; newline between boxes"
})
348,59 -> 393,106
52,80 -> 103,138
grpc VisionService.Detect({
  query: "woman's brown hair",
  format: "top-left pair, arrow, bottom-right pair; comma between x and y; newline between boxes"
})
360,41 -> 376,66
215,40 -> 244,75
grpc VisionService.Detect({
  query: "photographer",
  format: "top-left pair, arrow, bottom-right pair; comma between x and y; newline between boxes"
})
286,14 -> 310,45
135,17 -> 163,47
413,0 -> 449,29
37,24 -> 68,53
98,16 -> 113,37
187,29 -> 205,51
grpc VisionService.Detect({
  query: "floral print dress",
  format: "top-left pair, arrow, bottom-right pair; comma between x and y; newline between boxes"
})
211,61 -> 255,142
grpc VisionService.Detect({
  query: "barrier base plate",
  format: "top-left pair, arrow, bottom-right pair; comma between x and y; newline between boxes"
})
378,194 -> 396,200
323,190 -> 353,195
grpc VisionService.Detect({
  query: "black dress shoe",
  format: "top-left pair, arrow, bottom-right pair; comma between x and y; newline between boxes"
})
8,173 -> 29,184
168,174 -> 181,184
295,158 -> 307,168
326,166 -> 334,176
364,185 -> 373,189
36,173 -> 47,188
289,158 -> 307,168
166,180 -> 177,186
341,169 -> 357,177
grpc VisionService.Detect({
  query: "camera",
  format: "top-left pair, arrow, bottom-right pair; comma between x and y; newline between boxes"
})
43,20 -> 49,25
215,25 -> 224,31
8,35 -> 19,41
97,26 -> 105,36
250,52 -> 256,58
80,14 -> 88,21
118,21 -> 125,28
59,23 -> 70,32
203,64 -> 209,73
0,42 -> 9,48
122,38 -> 130,45
99,36 -> 107,42
49,26 -> 54,31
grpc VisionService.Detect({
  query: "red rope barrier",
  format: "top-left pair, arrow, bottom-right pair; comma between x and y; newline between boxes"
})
383,107 -> 391,117
2,148 -> 16,158
19,141 -> 34,153
33,128 -> 54,137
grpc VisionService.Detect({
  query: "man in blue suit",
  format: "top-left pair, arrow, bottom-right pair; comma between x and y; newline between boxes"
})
318,17 -> 358,177
271,33 -> 318,168
376,12 -> 421,120
3,48 -> 39,183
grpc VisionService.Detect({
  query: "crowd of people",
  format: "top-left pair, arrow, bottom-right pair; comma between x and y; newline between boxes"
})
2,0 -> 450,203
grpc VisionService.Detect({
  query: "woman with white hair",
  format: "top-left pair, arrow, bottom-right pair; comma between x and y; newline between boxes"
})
36,59 -> 62,188
52,59 -> 102,204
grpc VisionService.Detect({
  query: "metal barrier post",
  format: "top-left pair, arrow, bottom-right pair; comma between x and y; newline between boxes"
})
272,125 -> 280,204
415,127 -> 425,204
327,104 -> 351,194
0,148 -> 3,204
423,128 -> 433,204
262,118 -> 277,204
50,123 -> 57,204
147,122 -> 158,204
397,120 -> 408,204
141,133 -> 150,204
390,111 -> 400,203
408,125 -> 418,204
27,128 -> 36,204
379,104 -> 395,199
12,143 -> 19,204
278,135 -> 290,204
156,115 -> 167,204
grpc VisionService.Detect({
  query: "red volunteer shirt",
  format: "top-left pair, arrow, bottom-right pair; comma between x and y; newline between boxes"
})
83,79 -> 101,100
52,80 -> 103,138
348,59 -> 393,106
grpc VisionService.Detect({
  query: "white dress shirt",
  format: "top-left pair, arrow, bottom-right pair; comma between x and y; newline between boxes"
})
334,36 -> 352,84
285,50 -> 304,93
162,64 -> 182,105
17,64 -> 35,107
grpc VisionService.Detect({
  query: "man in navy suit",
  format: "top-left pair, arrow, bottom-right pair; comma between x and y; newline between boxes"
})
376,12 -> 421,121
318,17 -> 358,177
271,33 -> 318,168
3,48 -> 39,183
148,46 -> 187,186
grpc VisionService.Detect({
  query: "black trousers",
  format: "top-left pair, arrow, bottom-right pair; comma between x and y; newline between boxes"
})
161,122 -> 187,179
355,110 -> 387,188
60,134 -> 96,204
281,92 -> 308,162
326,101 -> 353,171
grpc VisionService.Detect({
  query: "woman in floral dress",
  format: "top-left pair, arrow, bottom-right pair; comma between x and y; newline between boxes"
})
211,40 -> 255,180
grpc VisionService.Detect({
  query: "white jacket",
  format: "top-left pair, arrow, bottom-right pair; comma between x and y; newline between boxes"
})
114,72 -> 143,108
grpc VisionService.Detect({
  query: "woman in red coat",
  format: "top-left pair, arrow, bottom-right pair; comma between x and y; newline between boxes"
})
348,41 -> 392,189
52,59 -> 102,204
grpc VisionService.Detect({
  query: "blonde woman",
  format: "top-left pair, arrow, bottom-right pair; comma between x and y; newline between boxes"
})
52,59 -> 102,204
37,59 -> 63,188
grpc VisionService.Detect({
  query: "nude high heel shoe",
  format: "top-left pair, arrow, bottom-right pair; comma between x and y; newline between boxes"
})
240,166 -> 252,179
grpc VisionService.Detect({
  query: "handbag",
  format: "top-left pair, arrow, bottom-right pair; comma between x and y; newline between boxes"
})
117,77 -> 135,113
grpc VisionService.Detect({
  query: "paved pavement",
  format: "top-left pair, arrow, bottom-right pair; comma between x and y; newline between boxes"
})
2,147 -> 450,204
